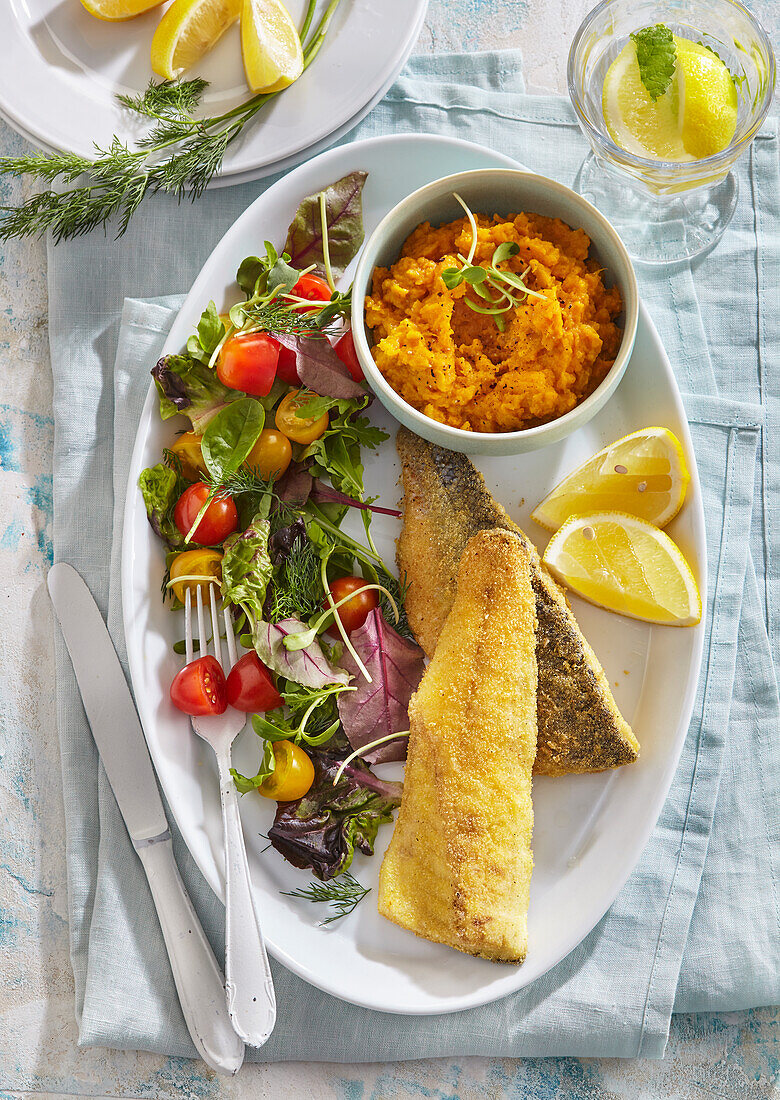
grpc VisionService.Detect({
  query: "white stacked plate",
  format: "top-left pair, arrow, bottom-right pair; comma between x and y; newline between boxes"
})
0,0 -> 428,184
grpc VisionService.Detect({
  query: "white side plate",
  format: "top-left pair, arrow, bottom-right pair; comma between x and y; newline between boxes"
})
1,0 -> 427,181
122,133 -> 706,1015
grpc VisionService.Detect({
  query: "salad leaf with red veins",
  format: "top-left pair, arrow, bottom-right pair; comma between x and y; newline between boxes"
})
283,170 -> 368,278
252,617 -> 350,690
337,608 -> 425,763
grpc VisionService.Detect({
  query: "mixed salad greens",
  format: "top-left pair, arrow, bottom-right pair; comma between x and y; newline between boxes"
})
139,171 -> 423,912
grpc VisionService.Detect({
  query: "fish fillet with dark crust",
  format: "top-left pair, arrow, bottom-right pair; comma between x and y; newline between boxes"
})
395,427 -> 639,777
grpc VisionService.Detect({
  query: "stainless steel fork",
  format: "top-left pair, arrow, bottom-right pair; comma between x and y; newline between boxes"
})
185,583 -> 276,1048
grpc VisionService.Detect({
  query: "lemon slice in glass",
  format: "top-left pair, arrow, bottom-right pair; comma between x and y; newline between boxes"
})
241,0 -> 304,94
80,0 -> 165,20
602,39 -> 687,160
602,34 -> 738,161
531,427 -> 690,531
675,39 -> 738,158
542,512 -> 702,626
151,0 -> 241,80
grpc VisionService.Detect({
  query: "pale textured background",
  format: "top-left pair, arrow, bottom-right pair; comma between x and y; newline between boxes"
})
0,1 -> 778,1097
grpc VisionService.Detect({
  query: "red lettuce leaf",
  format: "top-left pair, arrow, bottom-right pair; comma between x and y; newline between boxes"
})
269,749 -> 402,880
283,170 -> 368,278
337,609 -> 425,763
309,479 -> 401,517
275,333 -> 364,400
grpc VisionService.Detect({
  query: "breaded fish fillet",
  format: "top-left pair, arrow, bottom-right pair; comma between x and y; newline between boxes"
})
395,427 -> 639,777
378,529 -> 537,963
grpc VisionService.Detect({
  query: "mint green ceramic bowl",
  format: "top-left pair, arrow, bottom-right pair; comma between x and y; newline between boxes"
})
351,168 -> 639,456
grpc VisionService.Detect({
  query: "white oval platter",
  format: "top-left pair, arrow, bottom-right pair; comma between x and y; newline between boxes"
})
0,0 -> 427,183
122,133 -> 706,1015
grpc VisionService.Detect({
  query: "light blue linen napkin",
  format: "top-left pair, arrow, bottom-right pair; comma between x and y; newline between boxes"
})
49,51 -> 780,1060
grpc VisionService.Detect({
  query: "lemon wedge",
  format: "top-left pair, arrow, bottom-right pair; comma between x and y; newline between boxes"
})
531,427 -> 690,531
241,0 -> 304,94
542,512 -> 702,626
151,0 -> 241,80
80,0 -> 165,20
602,34 -> 738,161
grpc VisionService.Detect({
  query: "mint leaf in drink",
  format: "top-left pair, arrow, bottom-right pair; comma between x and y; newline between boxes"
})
631,24 -> 677,101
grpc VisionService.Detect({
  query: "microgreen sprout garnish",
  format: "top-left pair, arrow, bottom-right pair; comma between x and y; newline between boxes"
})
0,0 -> 342,243
282,870 -> 370,924
282,582 -> 399,655
252,684 -> 356,748
441,195 -> 547,332
332,731 -> 411,786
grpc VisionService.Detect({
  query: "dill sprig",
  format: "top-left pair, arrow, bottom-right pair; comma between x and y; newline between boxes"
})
0,0 -> 341,244
282,871 -> 370,924
241,302 -> 339,338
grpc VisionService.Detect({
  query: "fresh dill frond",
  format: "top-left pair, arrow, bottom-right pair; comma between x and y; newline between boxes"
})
241,303 -> 339,337
267,535 -> 322,622
0,0 -> 342,243
117,77 -> 210,119
282,871 -> 370,924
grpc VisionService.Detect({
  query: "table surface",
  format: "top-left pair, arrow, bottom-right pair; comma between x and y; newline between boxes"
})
1,1 -> 777,1097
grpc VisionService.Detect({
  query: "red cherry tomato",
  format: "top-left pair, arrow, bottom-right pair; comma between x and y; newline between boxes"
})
217,332 -> 280,396
174,482 -> 239,545
325,575 -> 379,636
226,652 -> 283,712
170,656 -> 227,716
334,330 -> 364,383
291,273 -> 332,312
275,344 -> 300,386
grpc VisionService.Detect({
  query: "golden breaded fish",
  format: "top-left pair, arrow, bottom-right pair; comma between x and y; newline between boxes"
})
378,529 -> 537,963
395,427 -> 639,777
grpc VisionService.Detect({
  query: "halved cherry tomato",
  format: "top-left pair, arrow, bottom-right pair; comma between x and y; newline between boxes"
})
325,575 -> 379,636
256,740 -> 314,801
169,548 -> 222,604
217,332 -> 280,396
170,655 -> 227,716
169,431 -> 207,480
226,652 -> 283,712
275,390 -> 329,445
174,482 -> 239,545
290,273 -> 331,312
334,330 -> 364,383
275,344 -> 300,386
245,428 -> 292,480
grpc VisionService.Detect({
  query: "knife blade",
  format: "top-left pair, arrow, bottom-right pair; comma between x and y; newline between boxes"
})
47,562 -> 244,1076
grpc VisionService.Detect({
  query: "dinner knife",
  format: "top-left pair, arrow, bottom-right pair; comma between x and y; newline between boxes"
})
47,562 -> 245,1077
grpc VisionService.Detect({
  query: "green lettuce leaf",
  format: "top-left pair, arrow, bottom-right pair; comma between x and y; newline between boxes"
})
220,514 -> 273,622
151,354 -> 240,433
138,463 -> 185,549
302,397 -> 387,499
186,301 -> 225,365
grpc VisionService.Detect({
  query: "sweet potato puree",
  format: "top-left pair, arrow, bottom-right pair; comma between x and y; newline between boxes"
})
364,212 -> 623,433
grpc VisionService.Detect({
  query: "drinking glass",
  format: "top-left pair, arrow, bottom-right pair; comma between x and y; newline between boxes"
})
568,0 -> 775,264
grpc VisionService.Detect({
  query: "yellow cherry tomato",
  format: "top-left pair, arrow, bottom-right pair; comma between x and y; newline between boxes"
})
245,428 -> 292,480
275,390 -> 329,445
170,431 -> 206,480
169,548 -> 222,605
257,740 -> 315,801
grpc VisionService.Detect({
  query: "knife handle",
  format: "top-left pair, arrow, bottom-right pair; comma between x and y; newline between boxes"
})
136,836 -> 245,1075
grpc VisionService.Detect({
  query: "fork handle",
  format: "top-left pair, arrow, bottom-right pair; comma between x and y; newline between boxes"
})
216,749 -> 277,1047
